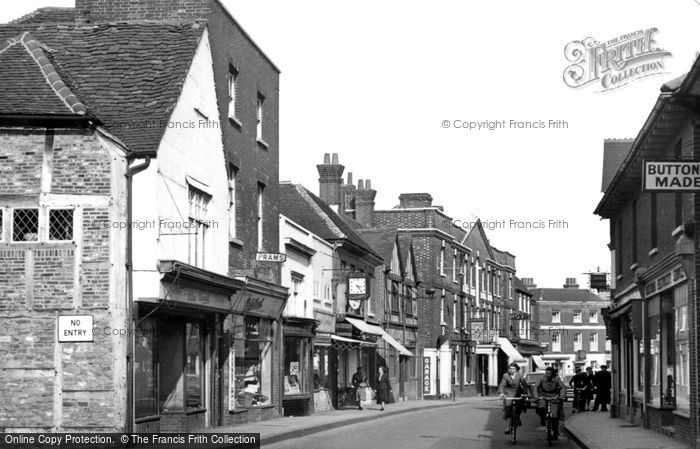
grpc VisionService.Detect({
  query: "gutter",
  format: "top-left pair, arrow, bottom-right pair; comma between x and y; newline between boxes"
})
125,155 -> 151,434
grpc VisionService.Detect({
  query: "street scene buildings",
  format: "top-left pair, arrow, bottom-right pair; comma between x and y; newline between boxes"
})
9,1 -> 700,449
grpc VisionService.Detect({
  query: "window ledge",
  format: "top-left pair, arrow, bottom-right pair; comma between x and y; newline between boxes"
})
185,407 -> 207,415
257,138 -> 269,150
648,247 -> 659,257
229,116 -> 242,129
673,409 -> 690,419
229,237 -> 244,249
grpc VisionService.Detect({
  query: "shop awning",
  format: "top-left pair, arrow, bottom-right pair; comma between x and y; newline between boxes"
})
532,355 -> 546,370
498,337 -> 526,363
331,335 -> 366,344
345,317 -> 414,357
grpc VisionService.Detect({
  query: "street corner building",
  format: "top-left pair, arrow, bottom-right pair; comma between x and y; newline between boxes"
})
0,0 -> 289,433
595,58 -> 700,446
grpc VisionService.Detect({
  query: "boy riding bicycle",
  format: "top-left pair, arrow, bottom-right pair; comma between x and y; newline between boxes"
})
499,362 -> 529,434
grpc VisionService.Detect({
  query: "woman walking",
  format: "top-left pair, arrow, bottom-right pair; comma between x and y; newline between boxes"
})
376,366 -> 392,411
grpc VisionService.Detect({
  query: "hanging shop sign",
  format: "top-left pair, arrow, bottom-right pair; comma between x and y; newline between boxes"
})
644,161 -> 700,191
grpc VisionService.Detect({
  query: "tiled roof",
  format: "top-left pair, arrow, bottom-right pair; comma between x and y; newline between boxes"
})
0,32 -> 86,116
279,183 -> 382,260
529,288 -> 605,303
357,229 -> 397,265
0,22 -> 204,155
601,139 -> 634,192
9,7 -> 78,24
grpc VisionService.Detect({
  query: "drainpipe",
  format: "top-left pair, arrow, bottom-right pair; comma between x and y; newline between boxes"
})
125,156 -> 151,433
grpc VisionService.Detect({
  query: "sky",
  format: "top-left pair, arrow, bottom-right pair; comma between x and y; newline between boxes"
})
3,0 -> 700,289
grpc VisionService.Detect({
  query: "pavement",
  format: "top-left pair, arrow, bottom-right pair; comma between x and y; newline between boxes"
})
565,410 -> 691,449
201,396 -> 492,446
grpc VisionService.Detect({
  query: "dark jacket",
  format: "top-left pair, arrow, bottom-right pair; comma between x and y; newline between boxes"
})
352,371 -> 366,388
376,372 -> 392,403
593,370 -> 612,403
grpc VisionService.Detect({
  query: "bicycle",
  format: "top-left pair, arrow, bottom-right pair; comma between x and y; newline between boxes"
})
532,396 -> 562,446
573,387 -> 587,413
502,396 -> 529,445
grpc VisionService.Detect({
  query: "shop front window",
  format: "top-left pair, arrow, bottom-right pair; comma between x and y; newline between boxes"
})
647,293 -> 675,408
284,338 -> 309,395
185,322 -> 203,409
674,284 -> 689,411
135,317 -> 158,418
233,315 -> 272,407
313,346 -> 330,391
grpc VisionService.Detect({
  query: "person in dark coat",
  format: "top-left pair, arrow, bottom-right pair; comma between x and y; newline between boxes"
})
569,367 -> 592,413
535,367 -> 567,440
592,365 -> 612,412
499,362 -> 529,434
583,366 -> 595,410
376,366 -> 392,411
351,367 -> 367,410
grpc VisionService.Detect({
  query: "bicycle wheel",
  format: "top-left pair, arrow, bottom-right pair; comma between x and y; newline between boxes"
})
511,413 -> 517,445
546,415 -> 552,446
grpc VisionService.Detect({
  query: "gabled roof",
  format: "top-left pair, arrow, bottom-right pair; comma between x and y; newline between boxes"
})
279,183 -> 382,260
529,288 -> 605,303
356,229 -> 398,266
0,32 -> 86,116
0,22 -> 204,156
462,219 -> 495,260
601,139 -> 634,192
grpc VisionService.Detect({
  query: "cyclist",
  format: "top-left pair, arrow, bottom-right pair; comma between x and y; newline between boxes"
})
534,366 -> 567,440
499,362 -> 528,434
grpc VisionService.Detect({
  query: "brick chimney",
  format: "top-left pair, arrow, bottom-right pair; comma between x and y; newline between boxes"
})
521,278 -> 537,289
317,153 -> 344,211
563,277 -> 579,289
75,0 -> 212,23
340,172 -> 356,217
398,193 -> 433,208
354,179 -> 376,227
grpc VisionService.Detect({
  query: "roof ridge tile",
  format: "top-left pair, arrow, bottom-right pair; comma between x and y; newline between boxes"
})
19,31 -> 86,115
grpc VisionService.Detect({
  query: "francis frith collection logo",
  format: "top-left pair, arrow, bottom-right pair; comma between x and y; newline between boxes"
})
563,28 -> 672,92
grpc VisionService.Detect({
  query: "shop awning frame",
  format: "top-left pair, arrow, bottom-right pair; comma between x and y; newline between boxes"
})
498,337 -> 527,363
345,317 -> 414,357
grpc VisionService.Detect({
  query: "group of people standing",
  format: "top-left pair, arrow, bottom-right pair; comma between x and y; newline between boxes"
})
569,365 -> 611,413
351,366 -> 392,411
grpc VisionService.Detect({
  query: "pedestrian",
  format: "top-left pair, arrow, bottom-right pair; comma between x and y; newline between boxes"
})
351,366 -> 367,410
498,362 -> 528,434
376,366 -> 392,411
534,366 -> 566,440
591,365 -> 611,412
583,366 -> 595,410
569,367 -> 585,413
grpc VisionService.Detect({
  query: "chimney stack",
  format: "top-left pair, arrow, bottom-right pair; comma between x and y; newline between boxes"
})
317,153 -> 345,210
563,278 -> 579,289
75,0 -> 212,22
398,193 -> 433,208
355,178 -> 377,227
522,278 -> 537,289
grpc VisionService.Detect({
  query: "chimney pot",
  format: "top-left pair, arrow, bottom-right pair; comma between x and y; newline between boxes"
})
347,172 -> 353,185
332,153 -> 339,164
358,179 -> 364,189
323,153 -> 330,164
365,179 -> 371,190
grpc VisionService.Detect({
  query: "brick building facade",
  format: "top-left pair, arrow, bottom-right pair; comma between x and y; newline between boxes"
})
529,278 -> 611,376
595,64 -> 700,446
1,0 -> 289,432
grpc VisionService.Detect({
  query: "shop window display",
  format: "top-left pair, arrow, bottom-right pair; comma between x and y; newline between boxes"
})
284,338 -> 309,395
232,315 -> 272,407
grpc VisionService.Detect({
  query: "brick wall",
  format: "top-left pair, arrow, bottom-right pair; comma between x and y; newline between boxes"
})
0,127 -> 126,431
76,0 -> 211,22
